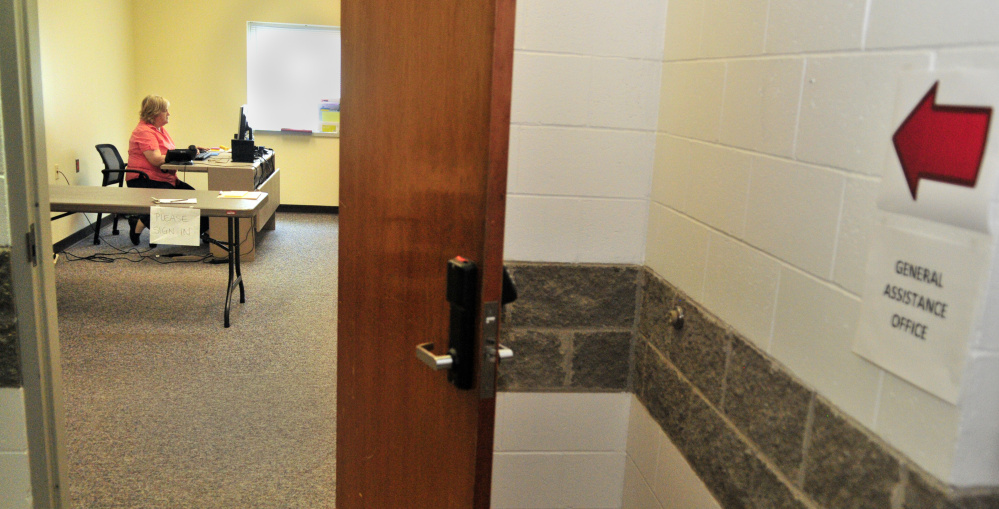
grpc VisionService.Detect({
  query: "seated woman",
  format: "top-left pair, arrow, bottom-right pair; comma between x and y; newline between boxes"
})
125,94 -> 208,245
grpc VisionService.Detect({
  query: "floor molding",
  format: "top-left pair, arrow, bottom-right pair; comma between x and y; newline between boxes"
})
52,215 -> 115,254
277,205 -> 338,214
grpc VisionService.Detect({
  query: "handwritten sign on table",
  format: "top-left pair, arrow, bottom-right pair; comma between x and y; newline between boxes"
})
149,205 -> 201,246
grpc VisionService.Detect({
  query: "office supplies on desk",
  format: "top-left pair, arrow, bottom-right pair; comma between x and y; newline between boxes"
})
194,151 -> 218,161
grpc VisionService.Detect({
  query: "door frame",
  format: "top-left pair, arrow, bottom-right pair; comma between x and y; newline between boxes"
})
1,0 -> 69,507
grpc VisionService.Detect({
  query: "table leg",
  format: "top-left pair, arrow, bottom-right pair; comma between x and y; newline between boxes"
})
235,217 -> 245,303
224,216 -> 246,327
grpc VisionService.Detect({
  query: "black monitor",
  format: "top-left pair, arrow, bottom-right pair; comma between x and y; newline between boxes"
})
237,105 -> 253,141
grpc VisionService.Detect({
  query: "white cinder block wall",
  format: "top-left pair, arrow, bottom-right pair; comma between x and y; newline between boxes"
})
0,87 -> 33,508
649,0 -> 999,488
503,0 -> 667,264
499,1 -> 673,507
502,0 -> 999,504
492,393 -> 631,509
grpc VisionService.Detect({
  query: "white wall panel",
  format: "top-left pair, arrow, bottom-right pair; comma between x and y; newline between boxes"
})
952,354 -> 999,485
770,268 -> 882,426
623,457 -> 662,509
663,0 -> 704,61
495,393 -> 630,453
832,176 -> 880,296
0,389 -> 26,451
766,0 -> 867,53
505,196 -> 648,264
701,235 -> 780,348
875,374 -> 959,482
650,135 -> 692,212
576,198 -> 649,264
589,58 -> 663,131
700,0 -> 769,58
510,127 -> 654,199
492,452 -> 626,509
744,157 -> 844,278
867,1 -> 999,49
659,62 -> 726,141
937,47 -> 999,71
511,53 -> 593,127
504,195 -> 580,263
0,452 -> 31,509
645,205 -> 710,302
507,0 -> 666,266
626,395 -> 661,479
515,0 -> 668,60
682,143 -> 751,238
720,58 -> 804,157
796,53 -> 931,175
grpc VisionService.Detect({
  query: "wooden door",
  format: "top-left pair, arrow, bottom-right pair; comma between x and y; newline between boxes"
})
336,0 -> 515,507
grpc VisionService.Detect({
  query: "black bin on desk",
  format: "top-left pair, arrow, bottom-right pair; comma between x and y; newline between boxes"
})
232,139 -> 255,163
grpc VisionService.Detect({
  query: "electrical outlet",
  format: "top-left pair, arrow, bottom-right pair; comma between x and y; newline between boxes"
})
75,159 -> 80,173
54,163 -> 59,178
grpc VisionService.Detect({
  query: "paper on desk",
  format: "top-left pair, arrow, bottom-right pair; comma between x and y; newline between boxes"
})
152,197 -> 197,204
218,191 -> 262,199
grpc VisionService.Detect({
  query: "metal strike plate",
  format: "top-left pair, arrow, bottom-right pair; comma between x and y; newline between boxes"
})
479,302 -> 500,399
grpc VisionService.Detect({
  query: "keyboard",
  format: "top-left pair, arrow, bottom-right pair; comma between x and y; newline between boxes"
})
194,151 -> 218,161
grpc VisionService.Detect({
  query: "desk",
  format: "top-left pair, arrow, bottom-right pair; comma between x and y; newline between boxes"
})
163,149 -> 279,261
49,186 -> 268,327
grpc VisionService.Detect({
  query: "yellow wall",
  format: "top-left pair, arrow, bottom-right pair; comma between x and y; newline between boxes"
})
131,0 -> 340,206
39,0 -> 136,242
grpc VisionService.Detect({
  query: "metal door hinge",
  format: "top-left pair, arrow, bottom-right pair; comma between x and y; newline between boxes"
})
26,224 -> 37,266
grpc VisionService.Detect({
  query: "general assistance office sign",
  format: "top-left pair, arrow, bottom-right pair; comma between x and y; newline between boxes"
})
853,71 -> 998,404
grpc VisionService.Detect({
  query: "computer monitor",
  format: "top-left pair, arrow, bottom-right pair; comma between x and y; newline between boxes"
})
237,105 -> 253,141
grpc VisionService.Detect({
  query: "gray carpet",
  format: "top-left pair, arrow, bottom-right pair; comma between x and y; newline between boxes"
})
55,212 -> 338,508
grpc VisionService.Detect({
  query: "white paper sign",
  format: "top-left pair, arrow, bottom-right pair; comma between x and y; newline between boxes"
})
149,205 -> 201,246
853,214 -> 991,403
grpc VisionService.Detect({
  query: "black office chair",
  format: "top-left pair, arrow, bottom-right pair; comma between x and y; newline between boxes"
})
93,144 -> 144,245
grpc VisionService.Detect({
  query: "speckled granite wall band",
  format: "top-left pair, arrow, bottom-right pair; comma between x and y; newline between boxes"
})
498,263 -> 639,391
0,249 -> 20,387
637,268 -> 999,509
498,262 -> 999,508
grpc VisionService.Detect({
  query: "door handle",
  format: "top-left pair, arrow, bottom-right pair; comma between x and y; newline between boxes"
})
413,257 -> 478,390
415,343 -> 454,370
494,344 -> 514,362
416,342 -> 513,371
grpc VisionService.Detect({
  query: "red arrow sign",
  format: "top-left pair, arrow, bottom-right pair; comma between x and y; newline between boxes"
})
893,82 -> 992,199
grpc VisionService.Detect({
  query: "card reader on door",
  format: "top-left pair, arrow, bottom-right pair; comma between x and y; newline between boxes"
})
445,256 -> 477,390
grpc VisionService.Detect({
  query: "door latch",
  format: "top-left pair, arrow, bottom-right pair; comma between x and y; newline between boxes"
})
414,257 -> 478,390
415,257 -> 516,392
26,224 -> 37,266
